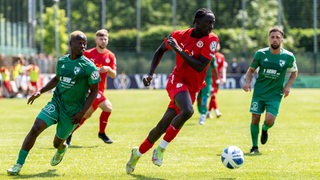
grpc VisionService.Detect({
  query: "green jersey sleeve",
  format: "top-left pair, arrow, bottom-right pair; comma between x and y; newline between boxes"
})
251,50 -> 262,70
211,55 -> 217,68
86,62 -> 100,85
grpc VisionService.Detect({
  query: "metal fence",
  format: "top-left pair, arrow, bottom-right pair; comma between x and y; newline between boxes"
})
0,0 -> 319,74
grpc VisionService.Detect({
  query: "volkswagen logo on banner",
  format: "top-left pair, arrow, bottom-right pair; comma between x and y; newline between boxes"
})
113,73 -> 131,89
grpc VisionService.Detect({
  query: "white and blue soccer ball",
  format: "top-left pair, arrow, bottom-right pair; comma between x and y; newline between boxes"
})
221,146 -> 244,169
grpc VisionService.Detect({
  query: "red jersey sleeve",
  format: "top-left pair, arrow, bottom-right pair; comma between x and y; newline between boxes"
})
108,51 -> 117,71
201,33 -> 219,61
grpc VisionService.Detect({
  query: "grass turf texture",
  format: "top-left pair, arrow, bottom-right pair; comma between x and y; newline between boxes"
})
0,89 -> 319,179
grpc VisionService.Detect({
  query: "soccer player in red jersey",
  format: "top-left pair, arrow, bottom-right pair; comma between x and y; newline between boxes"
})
126,8 -> 219,174
66,29 -> 117,145
207,43 -> 227,118
1,61 -> 15,98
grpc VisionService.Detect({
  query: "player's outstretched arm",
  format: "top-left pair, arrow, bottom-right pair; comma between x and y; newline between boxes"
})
242,67 -> 255,92
143,41 -> 167,87
167,36 -> 210,72
27,76 -> 59,105
283,70 -> 298,98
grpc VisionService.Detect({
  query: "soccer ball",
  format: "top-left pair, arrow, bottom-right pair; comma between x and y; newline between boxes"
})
221,146 -> 244,169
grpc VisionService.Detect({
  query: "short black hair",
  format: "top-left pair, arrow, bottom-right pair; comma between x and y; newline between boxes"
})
193,8 -> 215,24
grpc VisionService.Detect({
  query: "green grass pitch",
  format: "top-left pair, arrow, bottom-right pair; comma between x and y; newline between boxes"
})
0,89 -> 319,179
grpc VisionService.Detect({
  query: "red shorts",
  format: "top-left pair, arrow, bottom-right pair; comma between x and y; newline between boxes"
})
211,80 -> 219,94
166,79 -> 196,114
30,81 -> 38,91
3,81 -> 13,93
91,91 -> 107,110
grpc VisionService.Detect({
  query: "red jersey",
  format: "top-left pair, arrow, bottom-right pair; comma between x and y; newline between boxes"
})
84,48 -> 117,92
214,52 -> 226,80
165,28 -> 219,92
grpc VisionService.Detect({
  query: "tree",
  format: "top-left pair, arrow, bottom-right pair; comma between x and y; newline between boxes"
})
35,6 -> 68,56
225,0 -> 295,56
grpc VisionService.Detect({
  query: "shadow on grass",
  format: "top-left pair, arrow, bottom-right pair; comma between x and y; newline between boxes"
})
244,152 -> 262,156
127,173 -> 165,180
67,145 -> 99,149
40,145 -> 99,150
12,169 -> 59,179
216,152 -> 263,157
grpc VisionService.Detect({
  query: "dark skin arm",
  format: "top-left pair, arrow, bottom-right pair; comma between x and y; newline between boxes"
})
143,35 -> 211,86
167,36 -> 211,72
71,83 -> 98,124
27,75 -> 60,104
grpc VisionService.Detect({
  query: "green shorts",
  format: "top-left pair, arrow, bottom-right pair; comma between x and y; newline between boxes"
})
198,83 -> 212,100
249,97 -> 282,117
37,100 -> 78,139
197,83 -> 212,114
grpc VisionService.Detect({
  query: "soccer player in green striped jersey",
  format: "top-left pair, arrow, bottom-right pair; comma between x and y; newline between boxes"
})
7,31 -> 100,175
243,26 -> 298,154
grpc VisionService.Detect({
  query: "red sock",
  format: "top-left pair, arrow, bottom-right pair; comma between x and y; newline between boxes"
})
139,138 -> 154,154
99,111 -> 111,134
163,124 -> 180,143
72,118 -> 86,133
209,95 -> 218,110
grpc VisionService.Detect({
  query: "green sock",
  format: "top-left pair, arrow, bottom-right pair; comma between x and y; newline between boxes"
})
57,146 -> 67,154
250,123 -> 259,147
17,149 -> 29,165
262,121 -> 274,131
198,105 -> 207,115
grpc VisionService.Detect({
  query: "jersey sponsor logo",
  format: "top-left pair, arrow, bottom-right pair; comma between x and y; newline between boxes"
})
74,67 -> 81,75
196,40 -> 204,48
44,104 -> 55,114
279,60 -> 285,67
91,70 -> 100,80
60,76 -> 72,83
210,41 -> 217,52
176,83 -> 183,88
265,69 -> 277,74
263,69 -> 280,79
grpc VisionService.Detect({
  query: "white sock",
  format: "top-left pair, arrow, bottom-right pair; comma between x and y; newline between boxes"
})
214,109 -> 221,115
136,149 -> 142,157
159,140 -> 169,149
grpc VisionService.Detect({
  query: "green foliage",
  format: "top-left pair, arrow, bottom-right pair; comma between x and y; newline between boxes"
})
282,0 -> 317,28
68,1 -> 101,32
234,0 -> 281,54
290,28 -> 320,52
29,0 -> 319,73
141,26 -> 174,51
109,29 -> 137,51
35,6 -> 68,56
1,89 -> 320,179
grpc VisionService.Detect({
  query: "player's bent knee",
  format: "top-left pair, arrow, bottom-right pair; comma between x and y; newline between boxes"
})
180,107 -> 194,119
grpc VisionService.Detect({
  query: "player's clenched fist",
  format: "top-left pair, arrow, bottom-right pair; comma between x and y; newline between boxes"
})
143,75 -> 153,86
